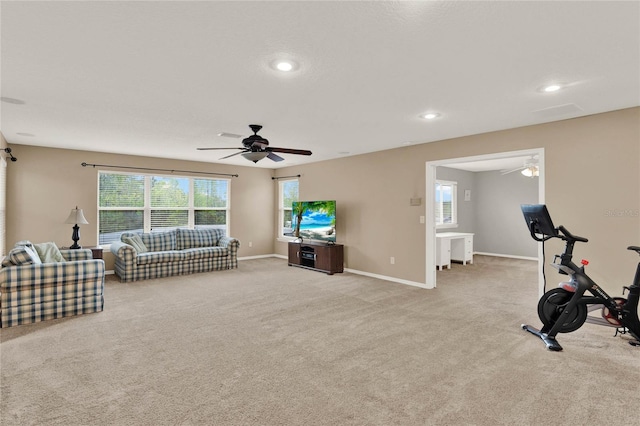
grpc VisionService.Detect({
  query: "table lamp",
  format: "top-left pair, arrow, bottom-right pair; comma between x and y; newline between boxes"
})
64,206 -> 89,249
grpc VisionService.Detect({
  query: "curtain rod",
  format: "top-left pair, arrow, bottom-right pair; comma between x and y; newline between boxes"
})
271,174 -> 301,180
81,162 -> 239,178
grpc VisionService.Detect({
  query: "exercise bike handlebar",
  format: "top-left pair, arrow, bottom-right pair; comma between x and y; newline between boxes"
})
549,226 -> 589,273
556,225 -> 589,243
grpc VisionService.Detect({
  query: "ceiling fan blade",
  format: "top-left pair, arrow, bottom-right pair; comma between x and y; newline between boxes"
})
267,152 -> 284,162
219,150 -> 247,160
500,166 -> 525,175
197,147 -> 244,151
266,147 -> 312,156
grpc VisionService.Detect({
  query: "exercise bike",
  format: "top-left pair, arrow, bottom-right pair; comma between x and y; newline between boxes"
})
520,204 -> 640,351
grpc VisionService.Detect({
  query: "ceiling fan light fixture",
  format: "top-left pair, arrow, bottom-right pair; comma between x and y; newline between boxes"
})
242,151 -> 269,163
521,165 -> 539,177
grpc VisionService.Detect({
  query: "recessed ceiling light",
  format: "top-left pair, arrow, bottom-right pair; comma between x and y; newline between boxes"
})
538,83 -> 564,93
541,84 -> 562,93
276,61 -> 293,71
420,112 -> 440,120
270,59 -> 298,72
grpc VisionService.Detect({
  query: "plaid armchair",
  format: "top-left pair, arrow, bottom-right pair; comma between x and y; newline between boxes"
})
0,245 -> 105,328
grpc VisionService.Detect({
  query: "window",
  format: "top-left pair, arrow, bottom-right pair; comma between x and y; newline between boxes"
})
278,179 -> 298,238
98,172 -> 229,245
0,157 -> 6,257
435,180 -> 457,228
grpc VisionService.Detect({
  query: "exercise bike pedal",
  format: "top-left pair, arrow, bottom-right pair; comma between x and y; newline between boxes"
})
521,324 -> 564,351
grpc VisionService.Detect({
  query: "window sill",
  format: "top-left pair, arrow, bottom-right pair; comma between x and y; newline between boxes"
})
277,237 -> 297,243
436,223 -> 459,230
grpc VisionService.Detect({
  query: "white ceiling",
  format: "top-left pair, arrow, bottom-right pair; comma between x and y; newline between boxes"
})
1,1 -> 638,169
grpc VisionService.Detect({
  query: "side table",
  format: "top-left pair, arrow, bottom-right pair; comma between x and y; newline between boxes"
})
61,246 -> 103,259
84,246 -> 104,260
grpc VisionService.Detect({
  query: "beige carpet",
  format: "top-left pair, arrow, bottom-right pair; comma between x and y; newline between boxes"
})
1,256 -> 638,425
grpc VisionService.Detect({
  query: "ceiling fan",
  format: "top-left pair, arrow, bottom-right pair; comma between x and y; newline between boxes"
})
197,124 -> 312,163
500,156 -> 540,177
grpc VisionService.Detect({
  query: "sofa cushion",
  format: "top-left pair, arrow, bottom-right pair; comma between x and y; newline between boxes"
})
181,247 -> 229,261
212,228 -> 225,244
141,230 -> 176,252
122,230 -> 177,252
136,251 -> 185,265
122,234 -> 148,253
176,228 -> 223,250
34,242 -> 65,263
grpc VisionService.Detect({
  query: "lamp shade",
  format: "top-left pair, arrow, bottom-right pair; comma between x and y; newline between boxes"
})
242,151 -> 269,163
64,206 -> 89,225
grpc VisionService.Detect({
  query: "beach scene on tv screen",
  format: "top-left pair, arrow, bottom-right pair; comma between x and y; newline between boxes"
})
292,201 -> 336,242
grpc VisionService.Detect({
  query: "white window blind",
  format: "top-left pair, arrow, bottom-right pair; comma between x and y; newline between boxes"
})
279,179 -> 299,237
150,177 -> 189,231
194,178 -> 228,229
435,180 -> 457,227
98,173 -> 145,244
98,172 -> 229,245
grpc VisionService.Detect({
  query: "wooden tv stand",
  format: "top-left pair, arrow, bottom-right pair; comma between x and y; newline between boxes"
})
288,241 -> 344,275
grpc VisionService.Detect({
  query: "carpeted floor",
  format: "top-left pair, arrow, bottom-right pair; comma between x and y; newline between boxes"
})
1,256 -> 638,425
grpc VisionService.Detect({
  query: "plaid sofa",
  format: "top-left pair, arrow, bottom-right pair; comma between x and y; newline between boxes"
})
0,247 -> 105,328
110,228 -> 240,283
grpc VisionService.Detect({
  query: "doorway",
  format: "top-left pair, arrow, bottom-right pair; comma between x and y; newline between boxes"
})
425,148 -> 545,293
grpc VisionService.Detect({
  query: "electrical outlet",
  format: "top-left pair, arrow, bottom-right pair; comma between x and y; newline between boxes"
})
249,241 -> 253,248
420,216 -> 425,224
390,257 -> 395,265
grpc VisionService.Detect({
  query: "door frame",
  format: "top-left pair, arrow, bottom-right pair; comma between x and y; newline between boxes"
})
425,148 -> 545,293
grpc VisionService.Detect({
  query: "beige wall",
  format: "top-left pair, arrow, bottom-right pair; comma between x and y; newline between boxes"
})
6,147 -> 275,270
275,107 -> 640,293
5,107 -> 640,294
1,132 -> 7,256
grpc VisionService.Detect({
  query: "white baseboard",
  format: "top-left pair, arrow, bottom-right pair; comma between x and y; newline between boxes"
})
474,252 -> 538,261
344,268 -> 427,289
238,254 -> 285,261
239,255 -> 428,289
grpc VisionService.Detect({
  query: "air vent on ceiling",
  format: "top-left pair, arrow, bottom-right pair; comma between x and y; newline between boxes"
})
531,103 -> 583,119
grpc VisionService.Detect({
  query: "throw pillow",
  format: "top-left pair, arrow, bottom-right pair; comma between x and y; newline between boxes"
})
33,242 -> 65,263
24,245 -> 42,264
123,235 -> 148,253
3,246 -> 40,266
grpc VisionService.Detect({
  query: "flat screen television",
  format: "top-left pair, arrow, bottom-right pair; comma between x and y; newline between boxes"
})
291,200 -> 336,243
521,204 -> 558,237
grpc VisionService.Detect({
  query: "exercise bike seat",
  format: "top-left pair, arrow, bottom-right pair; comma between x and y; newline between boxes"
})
627,246 -> 640,255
